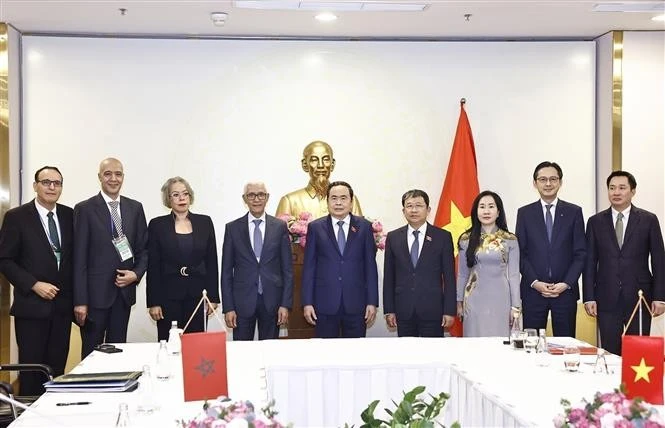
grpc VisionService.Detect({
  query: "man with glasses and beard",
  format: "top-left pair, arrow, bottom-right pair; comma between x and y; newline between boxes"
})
276,140 -> 362,219
221,182 -> 294,340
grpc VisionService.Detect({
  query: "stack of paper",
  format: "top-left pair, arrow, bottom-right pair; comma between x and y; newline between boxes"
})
44,371 -> 142,393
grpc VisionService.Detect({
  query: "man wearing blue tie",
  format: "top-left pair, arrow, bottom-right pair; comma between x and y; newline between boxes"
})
515,161 -> 586,337
383,189 -> 456,337
221,182 -> 293,340
302,181 -> 379,338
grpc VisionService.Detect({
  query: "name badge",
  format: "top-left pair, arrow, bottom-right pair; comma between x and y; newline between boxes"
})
112,235 -> 134,262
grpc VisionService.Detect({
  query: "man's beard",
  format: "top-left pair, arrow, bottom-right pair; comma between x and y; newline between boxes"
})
311,175 -> 329,198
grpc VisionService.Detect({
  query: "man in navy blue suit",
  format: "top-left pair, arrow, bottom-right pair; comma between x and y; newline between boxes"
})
221,182 -> 293,340
584,171 -> 665,355
301,181 -> 378,338
383,189 -> 456,337
515,161 -> 586,337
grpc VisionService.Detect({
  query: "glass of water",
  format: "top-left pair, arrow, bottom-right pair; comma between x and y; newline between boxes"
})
563,346 -> 581,372
524,328 -> 539,353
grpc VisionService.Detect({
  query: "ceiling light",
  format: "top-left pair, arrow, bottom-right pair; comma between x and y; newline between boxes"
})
315,12 -> 338,22
234,0 -> 429,12
210,12 -> 228,26
652,14 -> 665,21
593,2 -> 665,13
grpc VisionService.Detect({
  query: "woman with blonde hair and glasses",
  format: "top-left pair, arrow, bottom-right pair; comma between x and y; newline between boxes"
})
456,190 -> 521,337
147,176 -> 219,340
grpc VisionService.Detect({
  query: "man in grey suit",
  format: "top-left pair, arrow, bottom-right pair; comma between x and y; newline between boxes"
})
221,182 -> 293,340
73,158 -> 148,357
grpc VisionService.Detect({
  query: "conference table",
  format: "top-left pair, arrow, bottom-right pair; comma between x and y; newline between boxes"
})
9,336 -> 624,427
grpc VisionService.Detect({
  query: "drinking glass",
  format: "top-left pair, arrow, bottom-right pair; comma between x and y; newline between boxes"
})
563,346 -> 581,372
524,328 -> 538,353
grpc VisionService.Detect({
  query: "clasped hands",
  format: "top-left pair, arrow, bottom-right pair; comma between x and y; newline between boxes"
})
533,281 -> 568,298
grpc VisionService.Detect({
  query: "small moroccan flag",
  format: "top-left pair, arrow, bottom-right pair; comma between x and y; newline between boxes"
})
434,99 -> 480,337
621,335 -> 664,404
181,331 -> 228,401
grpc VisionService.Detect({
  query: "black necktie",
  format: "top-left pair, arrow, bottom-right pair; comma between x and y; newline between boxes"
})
47,212 -> 61,251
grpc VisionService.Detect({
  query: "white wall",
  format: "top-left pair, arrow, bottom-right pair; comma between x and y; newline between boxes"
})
20,37 -> 596,340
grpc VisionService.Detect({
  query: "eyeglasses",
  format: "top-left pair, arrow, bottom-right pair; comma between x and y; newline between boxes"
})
170,191 -> 190,199
405,204 -> 427,210
37,179 -> 62,188
536,176 -> 560,184
245,192 -> 268,201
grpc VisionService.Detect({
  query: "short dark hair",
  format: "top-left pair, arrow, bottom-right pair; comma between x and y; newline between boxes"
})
327,181 -> 354,199
401,189 -> 430,207
532,161 -> 563,181
606,170 -> 637,189
34,166 -> 63,183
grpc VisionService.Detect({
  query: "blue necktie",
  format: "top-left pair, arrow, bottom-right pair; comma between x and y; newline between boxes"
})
337,220 -> 346,254
410,230 -> 420,268
253,219 -> 263,294
545,204 -> 553,242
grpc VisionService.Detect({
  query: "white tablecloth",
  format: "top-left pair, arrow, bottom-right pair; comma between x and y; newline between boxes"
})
9,337 -> 624,427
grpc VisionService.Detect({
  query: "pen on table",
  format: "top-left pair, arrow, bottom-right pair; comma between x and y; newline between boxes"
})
56,401 -> 91,406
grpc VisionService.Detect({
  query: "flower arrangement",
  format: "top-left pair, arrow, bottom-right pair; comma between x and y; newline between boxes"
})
367,218 -> 387,251
553,387 -> 664,428
277,211 -> 313,248
179,396 -> 290,428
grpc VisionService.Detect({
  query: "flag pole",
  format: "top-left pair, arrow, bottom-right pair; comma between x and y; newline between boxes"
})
623,289 -> 653,336
639,289 -> 643,335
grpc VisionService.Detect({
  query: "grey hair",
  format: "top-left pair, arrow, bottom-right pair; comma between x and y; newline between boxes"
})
161,176 -> 195,208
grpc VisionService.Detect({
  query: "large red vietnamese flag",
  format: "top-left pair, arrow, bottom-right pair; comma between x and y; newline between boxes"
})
621,335 -> 664,404
434,99 -> 480,337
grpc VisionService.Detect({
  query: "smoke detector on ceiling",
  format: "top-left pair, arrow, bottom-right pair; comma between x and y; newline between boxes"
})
210,12 -> 228,26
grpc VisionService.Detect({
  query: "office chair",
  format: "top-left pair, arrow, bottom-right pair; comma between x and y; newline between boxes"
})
0,364 -> 54,428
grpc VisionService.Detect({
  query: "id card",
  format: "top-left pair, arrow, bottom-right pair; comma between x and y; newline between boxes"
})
112,235 -> 134,262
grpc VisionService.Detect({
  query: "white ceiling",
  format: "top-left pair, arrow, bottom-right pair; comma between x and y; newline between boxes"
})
1,0 -> 664,39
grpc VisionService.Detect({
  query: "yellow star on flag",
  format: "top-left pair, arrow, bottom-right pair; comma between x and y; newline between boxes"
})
442,201 -> 472,256
631,357 -> 654,383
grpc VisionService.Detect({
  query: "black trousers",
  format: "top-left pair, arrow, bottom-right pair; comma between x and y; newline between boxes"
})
156,296 -> 206,341
396,311 -> 444,337
14,313 -> 71,396
81,295 -> 130,358
598,291 -> 652,356
233,294 -> 279,341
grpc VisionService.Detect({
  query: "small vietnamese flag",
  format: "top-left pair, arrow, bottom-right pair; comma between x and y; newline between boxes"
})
621,335 -> 664,404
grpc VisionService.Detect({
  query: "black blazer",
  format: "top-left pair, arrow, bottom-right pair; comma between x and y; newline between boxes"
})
146,212 -> 219,307
221,214 -> 293,317
383,223 -> 456,321
515,199 -> 586,301
73,193 -> 148,309
583,205 -> 665,309
0,200 -> 74,319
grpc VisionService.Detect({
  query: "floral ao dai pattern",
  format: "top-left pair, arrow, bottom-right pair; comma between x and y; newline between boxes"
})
456,229 -> 521,337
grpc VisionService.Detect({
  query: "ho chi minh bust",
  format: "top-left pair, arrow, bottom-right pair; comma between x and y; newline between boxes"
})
276,140 -> 362,219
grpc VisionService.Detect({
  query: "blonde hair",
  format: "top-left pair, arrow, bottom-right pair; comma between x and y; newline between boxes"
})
160,176 -> 195,208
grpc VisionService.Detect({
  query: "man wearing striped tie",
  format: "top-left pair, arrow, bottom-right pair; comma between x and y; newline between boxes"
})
584,170 -> 665,355
0,166 -> 74,395
73,158 -> 148,358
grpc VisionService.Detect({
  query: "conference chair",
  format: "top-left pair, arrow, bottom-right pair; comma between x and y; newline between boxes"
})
0,363 -> 54,428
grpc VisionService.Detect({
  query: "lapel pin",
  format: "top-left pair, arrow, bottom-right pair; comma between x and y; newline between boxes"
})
351,226 -> 357,233
426,235 -> 432,242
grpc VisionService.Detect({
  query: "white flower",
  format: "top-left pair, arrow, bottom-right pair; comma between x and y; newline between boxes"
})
226,418 -> 249,428
599,411 -> 624,427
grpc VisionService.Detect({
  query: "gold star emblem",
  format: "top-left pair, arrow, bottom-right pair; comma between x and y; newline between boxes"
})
631,357 -> 654,383
442,201 -> 472,256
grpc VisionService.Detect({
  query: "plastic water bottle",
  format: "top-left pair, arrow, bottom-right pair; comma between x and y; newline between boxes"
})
136,365 -> 156,414
155,340 -> 171,380
510,312 -> 522,348
167,321 -> 181,355
536,328 -> 550,367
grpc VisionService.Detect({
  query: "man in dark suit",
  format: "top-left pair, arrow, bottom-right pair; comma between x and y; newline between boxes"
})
584,170 -> 665,355
0,166 -> 73,395
383,189 -> 456,337
221,182 -> 293,340
73,158 -> 148,358
515,161 -> 586,337
302,181 -> 378,338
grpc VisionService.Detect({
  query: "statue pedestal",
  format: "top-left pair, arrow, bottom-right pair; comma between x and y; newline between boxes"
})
283,243 -> 315,339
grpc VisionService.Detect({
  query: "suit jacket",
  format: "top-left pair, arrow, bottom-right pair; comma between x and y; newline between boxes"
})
73,193 -> 148,309
583,205 -> 665,309
301,214 -> 379,315
515,200 -> 586,300
146,212 -> 219,308
383,223 -> 456,321
0,200 -> 74,319
221,213 -> 293,317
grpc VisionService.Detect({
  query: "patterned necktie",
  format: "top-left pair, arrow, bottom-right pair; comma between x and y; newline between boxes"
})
253,219 -> 263,294
615,212 -> 624,249
545,204 -> 553,242
108,200 -> 124,236
410,230 -> 420,268
47,212 -> 61,251
337,220 -> 346,254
